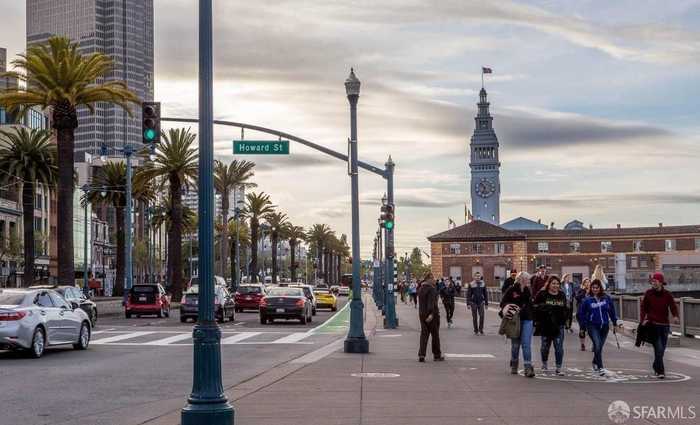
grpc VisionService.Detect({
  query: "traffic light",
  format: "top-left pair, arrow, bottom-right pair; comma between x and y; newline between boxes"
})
380,204 -> 395,230
142,102 -> 161,144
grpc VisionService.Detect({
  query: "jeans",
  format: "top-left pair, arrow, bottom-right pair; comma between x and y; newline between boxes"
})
587,324 -> 609,369
471,303 -> 485,332
510,320 -> 533,366
541,326 -> 565,368
652,325 -> 670,374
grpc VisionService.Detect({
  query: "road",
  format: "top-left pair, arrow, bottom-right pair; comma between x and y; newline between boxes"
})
0,297 -> 350,425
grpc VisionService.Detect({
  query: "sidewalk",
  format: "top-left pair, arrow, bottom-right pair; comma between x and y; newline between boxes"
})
150,293 -> 700,425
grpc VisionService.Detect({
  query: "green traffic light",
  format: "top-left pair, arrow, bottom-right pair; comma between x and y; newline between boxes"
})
144,128 -> 156,141
385,221 -> 394,230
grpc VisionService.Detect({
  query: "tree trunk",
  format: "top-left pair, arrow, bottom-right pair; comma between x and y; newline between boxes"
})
55,126 -> 76,285
316,244 -> 323,284
114,208 -> 125,297
169,177 -> 184,300
250,219 -> 258,283
290,239 -> 297,282
271,231 -> 278,284
220,191 -> 229,278
22,182 -> 35,287
230,238 -> 236,288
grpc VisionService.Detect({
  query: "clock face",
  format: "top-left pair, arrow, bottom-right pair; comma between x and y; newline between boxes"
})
475,178 -> 496,198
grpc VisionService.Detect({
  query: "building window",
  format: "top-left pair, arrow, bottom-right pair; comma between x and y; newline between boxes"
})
601,241 -> 613,253
449,244 -> 461,255
537,242 -> 549,253
569,242 -> 580,253
633,240 -> 643,252
665,239 -> 676,251
630,256 -> 638,269
640,258 -> 648,269
495,243 -> 506,254
472,243 -> 483,254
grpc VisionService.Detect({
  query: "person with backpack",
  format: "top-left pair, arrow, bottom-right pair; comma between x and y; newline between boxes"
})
500,271 -> 535,377
640,272 -> 680,379
575,278 -> 591,351
578,279 -> 621,376
533,275 -> 569,375
467,272 -> 488,335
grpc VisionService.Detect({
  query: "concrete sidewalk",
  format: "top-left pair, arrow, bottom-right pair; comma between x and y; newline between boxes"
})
148,293 -> 700,425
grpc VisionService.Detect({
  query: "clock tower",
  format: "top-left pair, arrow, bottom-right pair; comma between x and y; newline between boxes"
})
469,87 -> 501,224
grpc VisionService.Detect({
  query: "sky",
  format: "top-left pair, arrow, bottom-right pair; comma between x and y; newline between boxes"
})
2,0 -> 700,258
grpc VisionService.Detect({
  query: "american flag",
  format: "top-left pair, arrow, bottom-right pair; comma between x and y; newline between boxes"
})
482,67 -> 493,74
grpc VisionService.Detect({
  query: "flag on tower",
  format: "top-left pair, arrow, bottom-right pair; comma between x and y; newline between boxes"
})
482,67 -> 492,74
448,218 -> 456,229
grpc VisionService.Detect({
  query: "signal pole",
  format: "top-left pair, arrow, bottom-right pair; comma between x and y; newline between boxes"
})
383,156 -> 397,328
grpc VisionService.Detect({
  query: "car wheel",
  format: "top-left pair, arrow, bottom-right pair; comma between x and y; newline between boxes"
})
299,315 -> 307,325
29,327 -> 45,359
73,322 -> 90,350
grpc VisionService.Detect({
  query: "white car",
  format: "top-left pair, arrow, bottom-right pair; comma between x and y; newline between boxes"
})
337,286 -> 350,296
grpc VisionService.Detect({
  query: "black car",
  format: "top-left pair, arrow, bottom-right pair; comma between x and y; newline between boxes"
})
180,284 -> 235,323
29,285 -> 98,327
259,287 -> 313,325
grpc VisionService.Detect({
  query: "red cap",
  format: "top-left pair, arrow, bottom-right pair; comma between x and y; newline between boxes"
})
651,272 -> 665,284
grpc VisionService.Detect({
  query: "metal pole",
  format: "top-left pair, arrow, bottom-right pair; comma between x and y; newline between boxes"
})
344,68 -> 369,354
384,157 -> 397,328
83,186 -> 90,298
124,148 -> 133,305
182,0 -> 233,423
235,203 -> 240,290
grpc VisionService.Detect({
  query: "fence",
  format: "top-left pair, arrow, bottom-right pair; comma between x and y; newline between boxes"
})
487,287 -> 700,338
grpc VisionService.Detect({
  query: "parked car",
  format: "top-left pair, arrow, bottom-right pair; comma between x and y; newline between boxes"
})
180,283 -> 236,323
259,287 -> 313,325
29,285 -> 98,327
0,288 -> 91,358
291,284 -> 317,315
313,288 -> 337,311
125,284 -> 171,318
234,284 -> 265,312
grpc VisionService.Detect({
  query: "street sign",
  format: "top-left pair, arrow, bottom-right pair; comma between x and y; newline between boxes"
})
233,140 -> 289,155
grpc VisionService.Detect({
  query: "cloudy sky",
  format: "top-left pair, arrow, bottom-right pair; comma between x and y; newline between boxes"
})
2,1 -> 700,257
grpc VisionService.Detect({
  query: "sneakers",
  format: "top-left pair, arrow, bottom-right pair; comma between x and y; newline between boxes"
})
555,368 -> 565,376
418,357 -> 425,363
580,343 -> 586,351
510,360 -> 519,375
434,356 -> 446,362
599,368 -> 609,377
479,331 -> 485,335
591,364 -> 599,373
524,365 -> 535,378
541,362 -> 548,372
656,372 -> 665,379
447,321 -> 453,328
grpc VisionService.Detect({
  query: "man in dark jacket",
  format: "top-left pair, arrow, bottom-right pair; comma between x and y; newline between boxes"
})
418,273 -> 444,362
501,270 -> 517,294
530,265 -> 548,297
441,278 -> 457,327
467,272 -> 488,335
640,272 -> 680,379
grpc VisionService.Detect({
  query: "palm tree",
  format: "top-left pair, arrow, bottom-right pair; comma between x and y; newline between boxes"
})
0,128 -> 57,286
214,159 -> 256,277
136,128 -> 198,300
0,36 -> 140,285
87,162 -> 153,296
264,211 -> 288,284
243,192 -> 275,283
227,220 -> 250,285
284,224 -> 306,283
306,224 -> 333,284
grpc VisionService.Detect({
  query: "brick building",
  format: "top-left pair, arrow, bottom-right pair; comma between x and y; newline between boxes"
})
428,220 -> 700,290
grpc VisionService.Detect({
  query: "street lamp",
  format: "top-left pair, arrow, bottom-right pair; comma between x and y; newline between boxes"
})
344,68 -> 369,354
81,184 -> 90,298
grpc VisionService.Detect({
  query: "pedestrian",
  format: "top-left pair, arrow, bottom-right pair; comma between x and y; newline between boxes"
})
436,277 -> 446,298
450,276 -> 461,297
575,278 -> 591,351
467,272 -> 488,335
398,280 -> 406,304
561,273 -> 575,332
500,271 -> 535,377
578,279 -> 620,376
640,272 -> 680,379
417,272 -> 445,362
441,277 -> 456,327
534,275 -> 569,375
591,264 -> 608,290
409,280 -> 418,308
530,265 -> 548,297
502,269 -> 517,294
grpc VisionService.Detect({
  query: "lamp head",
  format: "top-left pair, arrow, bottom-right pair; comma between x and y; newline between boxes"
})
344,68 -> 361,97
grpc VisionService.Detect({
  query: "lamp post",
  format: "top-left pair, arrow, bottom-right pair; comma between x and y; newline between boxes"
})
81,184 -> 90,298
384,157 -> 397,328
343,68 -> 369,354
181,1 -> 233,423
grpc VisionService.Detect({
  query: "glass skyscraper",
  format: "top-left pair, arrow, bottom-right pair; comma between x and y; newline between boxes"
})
26,0 -> 154,157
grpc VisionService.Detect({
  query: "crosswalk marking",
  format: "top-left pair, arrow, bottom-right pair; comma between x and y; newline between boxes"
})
92,331 -> 156,344
271,332 -> 309,344
143,333 -> 192,346
221,332 -> 262,344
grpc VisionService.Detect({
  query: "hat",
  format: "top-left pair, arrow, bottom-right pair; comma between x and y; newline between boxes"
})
651,272 -> 665,285
510,269 -> 517,274
538,265 -> 546,270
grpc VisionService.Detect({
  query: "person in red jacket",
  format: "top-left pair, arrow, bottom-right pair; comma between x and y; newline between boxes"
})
640,272 -> 679,379
530,265 -> 548,298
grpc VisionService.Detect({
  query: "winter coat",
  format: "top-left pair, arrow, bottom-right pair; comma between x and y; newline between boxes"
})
640,288 -> 678,325
578,295 -> 618,329
533,290 -> 568,337
500,284 -> 533,321
440,283 -> 457,300
467,280 -> 488,305
418,281 -> 439,321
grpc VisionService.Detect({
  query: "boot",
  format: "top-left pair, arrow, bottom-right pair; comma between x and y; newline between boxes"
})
510,360 -> 519,375
524,365 -> 535,378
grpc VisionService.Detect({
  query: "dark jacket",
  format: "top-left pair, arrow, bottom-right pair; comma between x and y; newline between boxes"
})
640,288 -> 678,325
530,274 -> 548,298
440,283 -> 456,300
501,277 -> 515,294
533,290 -> 568,337
500,284 -> 533,321
418,281 -> 439,321
467,280 -> 488,305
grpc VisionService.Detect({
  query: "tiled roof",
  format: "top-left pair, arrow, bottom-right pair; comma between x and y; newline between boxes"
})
428,220 -> 525,242
522,225 -> 700,239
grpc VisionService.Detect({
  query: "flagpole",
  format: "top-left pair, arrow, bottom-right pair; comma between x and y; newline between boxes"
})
481,69 -> 484,89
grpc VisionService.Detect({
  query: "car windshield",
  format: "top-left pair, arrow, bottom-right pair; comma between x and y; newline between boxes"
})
238,286 -> 262,294
132,286 -> 156,293
267,288 -> 303,297
0,292 -> 26,305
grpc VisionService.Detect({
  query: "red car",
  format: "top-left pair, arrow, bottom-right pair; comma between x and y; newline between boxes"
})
125,284 -> 171,318
234,284 -> 265,312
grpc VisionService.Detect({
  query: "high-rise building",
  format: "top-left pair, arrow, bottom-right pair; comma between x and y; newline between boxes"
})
469,88 -> 501,225
26,0 -> 154,158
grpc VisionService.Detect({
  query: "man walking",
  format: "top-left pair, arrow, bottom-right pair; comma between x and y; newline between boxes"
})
640,272 -> 680,379
467,272 -> 488,335
502,269 -> 517,294
531,265 -> 548,297
441,278 -> 457,327
417,272 -> 444,362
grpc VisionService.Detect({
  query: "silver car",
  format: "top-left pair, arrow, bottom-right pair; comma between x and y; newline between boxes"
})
0,288 -> 92,358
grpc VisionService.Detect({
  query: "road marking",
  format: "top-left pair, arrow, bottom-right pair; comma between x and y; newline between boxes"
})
91,330 -> 108,335
291,338 -> 344,364
445,353 -> 496,358
271,332 -> 309,344
92,331 -> 156,344
221,332 -> 261,344
143,333 -> 192,346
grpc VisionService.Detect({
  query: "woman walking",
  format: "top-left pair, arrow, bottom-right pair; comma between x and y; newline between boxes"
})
561,274 -> 575,332
500,272 -> 535,377
409,281 -> 418,308
533,275 -> 569,375
578,279 -> 620,376
591,265 -> 608,289
575,278 -> 591,351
